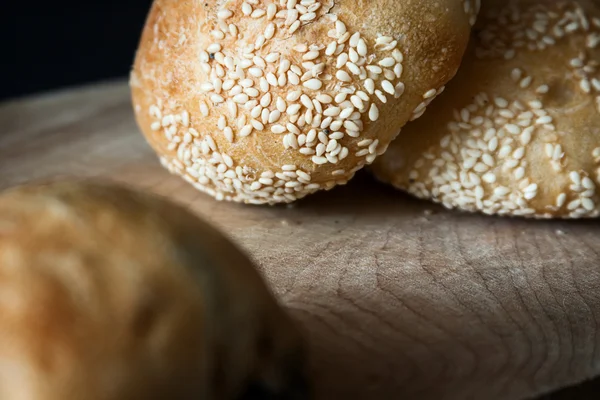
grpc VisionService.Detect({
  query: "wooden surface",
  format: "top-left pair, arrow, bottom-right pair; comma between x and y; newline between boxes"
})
1,81 -> 600,400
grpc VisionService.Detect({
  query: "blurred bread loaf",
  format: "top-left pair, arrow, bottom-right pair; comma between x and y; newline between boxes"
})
0,181 -> 309,399
373,0 -> 600,218
131,0 -> 477,204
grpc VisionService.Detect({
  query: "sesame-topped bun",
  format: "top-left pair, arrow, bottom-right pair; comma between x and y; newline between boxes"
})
372,0 -> 600,219
131,0 -> 476,204
0,181 -> 309,399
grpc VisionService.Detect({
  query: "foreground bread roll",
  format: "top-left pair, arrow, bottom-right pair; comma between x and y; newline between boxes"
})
131,0 -> 477,204
0,181 -> 309,399
373,0 -> 600,218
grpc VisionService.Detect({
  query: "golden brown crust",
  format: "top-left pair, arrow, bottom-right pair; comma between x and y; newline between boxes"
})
131,0 -> 475,204
373,0 -> 600,219
0,181 -> 306,399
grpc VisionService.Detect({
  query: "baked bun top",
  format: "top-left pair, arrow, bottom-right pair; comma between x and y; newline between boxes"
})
373,0 -> 600,219
0,181 -> 307,399
131,0 -> 476,204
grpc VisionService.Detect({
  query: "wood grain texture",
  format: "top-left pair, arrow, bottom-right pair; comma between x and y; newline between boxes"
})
1,81 -> 599,400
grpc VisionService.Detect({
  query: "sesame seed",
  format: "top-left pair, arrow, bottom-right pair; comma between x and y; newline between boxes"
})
316,94 -> 332,104
513,147 -> 525,159
570,171 -> 582,185
344,120 -> 360,131
274,97 -> 286,112
287,104 -> 302,115
238,79 -> 252,88
233,94 -> 249,104
568,199 -> 581,211
300,12 -> 316,21
375,90 -> 387,103
287,123 -> 301,135
286,90 -> 301,102
336,54 -> 349,70
366,65 -> 381,76
251,119 -> 264,131
289,20 -> 301,33
369,103 -> 379,121
326,41 -> 337,56
217,9 -> 233,20
211,94 -> 225,104
335,93 -> 347,104
348,48 -> 359,63
482,173 -> 497,184
336,70 -> 352,82
349,32 -> 361,47
324,106 -> 341,117
304,79 -> 323,90
271,124 -> 286,134
251,8 -> 266,18
346,62 -> 361,75
218,116 -> 227,130
312,99 -> 323,114
239,124 -> 253,137
287,71 -> 300,85
357,39 -> 368,56
325,140 -> 337,153
582,177 -> 595,190
259,93 -> 272,107
261,108 -> 270,125
355,91 -> 368,102
350,95 -> 364,110
335,20 -> 347,35
201,82 -> 214,92
556,193 -> 567,208
382,80 -> 395,95
225,101 -> 236,118
413,102 -> 427,115
229,86 -> 243,96
582,198 -> 595,211
379,57 -> 395,68
536,116 -> 553,124
394,82 -> 405,98
248,67 -> 263,77
207,43 -> 222,53
303,50 -> 320,61
394,63 -> 403,79
297,95 -> 311,110
392,49 -> 403,62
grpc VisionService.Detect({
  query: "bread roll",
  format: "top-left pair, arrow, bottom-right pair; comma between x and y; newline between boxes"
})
0,181 -> 309,399
373,0 -> 600,218
131,0 -> 477,204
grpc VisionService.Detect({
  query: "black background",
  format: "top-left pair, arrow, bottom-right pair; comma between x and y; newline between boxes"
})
2,1 -> 153,101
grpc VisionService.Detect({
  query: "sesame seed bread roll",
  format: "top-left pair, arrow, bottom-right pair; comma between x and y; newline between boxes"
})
130,0 -> 477,204
372,0 -> 600,219
0,181 -> 309,399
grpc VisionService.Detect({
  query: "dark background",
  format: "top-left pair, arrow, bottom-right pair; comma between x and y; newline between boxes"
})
2,1 -> 153,101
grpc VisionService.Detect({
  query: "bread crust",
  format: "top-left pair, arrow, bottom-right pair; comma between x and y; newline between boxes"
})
373,0 -> 600,219
0,181 -> 306,399
131,0 -> 475,204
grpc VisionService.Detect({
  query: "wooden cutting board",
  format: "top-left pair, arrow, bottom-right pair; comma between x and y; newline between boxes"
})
1,81 -> 599,400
